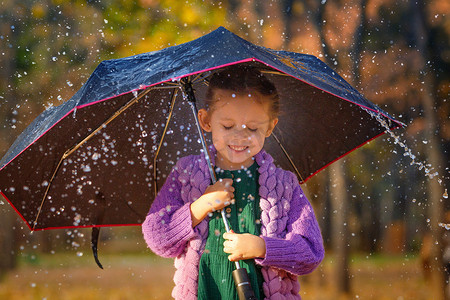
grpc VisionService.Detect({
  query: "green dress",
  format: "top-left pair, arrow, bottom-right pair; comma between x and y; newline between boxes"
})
197,162 -> 264,300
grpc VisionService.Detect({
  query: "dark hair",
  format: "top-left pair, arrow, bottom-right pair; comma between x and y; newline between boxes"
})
205,65 -> 280,119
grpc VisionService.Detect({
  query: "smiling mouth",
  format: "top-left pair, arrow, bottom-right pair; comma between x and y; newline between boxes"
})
228,145 -> 248,152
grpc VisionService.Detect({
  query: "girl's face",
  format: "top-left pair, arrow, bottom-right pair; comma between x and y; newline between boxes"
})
198,89 -> 278,170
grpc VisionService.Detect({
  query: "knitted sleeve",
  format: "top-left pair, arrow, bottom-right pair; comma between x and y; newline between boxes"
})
255,173 -> 325,275
141,160 -> 197,258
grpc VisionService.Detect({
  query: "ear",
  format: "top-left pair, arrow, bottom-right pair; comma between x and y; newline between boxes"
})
265,118 -> 278,137
198,109 -> 212,132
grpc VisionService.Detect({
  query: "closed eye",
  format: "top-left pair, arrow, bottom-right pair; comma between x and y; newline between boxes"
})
223,125 -> 233,130
248,128 -> 258,132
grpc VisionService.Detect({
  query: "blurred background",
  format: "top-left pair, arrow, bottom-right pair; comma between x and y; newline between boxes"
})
0,0 -> 448,299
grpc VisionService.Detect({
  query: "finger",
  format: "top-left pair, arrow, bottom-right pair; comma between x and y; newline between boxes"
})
223,232 -> 234,240
228,253 -> 243,262
223,241 -> 231,253
223,179 -> 233,187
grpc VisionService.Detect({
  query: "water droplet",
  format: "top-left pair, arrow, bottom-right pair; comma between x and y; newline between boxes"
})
438,223 -> 450,230
443,189 -> 448,199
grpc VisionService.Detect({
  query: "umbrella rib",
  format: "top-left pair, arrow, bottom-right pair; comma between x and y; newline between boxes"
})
260,70 -> 289,76
153,87 -> 178,198
32,86 -> 155,230
192,72 -> 211,84
271,132 -> 305,183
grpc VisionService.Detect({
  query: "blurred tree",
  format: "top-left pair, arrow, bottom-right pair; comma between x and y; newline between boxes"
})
0,0 -> 226,279
409,1 -> 446,299
0,0 -> 22,279
314,2 -> 352,294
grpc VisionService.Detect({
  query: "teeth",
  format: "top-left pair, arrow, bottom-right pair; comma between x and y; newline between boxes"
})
230,145 -> 247,151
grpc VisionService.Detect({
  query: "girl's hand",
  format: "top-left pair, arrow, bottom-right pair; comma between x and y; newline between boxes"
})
203,178 -> 235,211
223,231 -> 266,261
190,178 -> 234,227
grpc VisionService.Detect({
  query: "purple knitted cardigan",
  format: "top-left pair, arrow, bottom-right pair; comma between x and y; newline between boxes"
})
142,148 -> 324,299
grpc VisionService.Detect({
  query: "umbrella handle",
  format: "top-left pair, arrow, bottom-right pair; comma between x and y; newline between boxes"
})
233,268 -> 257,300
181,79 -> 247,266
181,78 -> 255,298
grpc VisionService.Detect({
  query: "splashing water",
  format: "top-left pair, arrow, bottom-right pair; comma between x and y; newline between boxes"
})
366,110 -> 443,183
365,109 -> 449,230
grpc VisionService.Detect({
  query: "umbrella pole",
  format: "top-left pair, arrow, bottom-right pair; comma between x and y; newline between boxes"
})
181,80 -> 256,300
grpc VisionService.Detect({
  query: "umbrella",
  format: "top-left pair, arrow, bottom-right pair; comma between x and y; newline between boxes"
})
0,27 -> 403,290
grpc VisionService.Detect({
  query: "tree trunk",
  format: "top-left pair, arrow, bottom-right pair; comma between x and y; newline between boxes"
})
409,1 -> 446,299
422,61 -> 446,300
0,4 -> 19,280
301,0 -> 352,293
330,160 -> 351,294
0,207 -> 17,279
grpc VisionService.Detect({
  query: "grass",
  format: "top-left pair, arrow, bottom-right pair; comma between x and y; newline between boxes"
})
0,250 -> 436,300
299,253 -> 434,300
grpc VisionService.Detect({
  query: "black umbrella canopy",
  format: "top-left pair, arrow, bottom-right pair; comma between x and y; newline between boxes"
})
0,27 -> 403,231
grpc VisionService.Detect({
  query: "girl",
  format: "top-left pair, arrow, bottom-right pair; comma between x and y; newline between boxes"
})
142,65 -> 324,299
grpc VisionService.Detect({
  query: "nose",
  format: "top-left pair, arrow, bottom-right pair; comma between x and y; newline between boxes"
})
230,126 -> 251,141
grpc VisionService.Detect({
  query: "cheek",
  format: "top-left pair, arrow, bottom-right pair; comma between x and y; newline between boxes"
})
211,128 -> 227,145
248,132 -> 266,145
